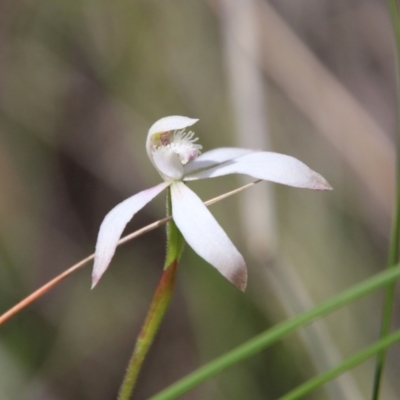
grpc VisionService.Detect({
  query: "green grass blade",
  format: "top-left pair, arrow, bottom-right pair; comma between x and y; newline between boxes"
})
149,265 -> 400,400
281,328 -> 400,400
371,1 -> 400,398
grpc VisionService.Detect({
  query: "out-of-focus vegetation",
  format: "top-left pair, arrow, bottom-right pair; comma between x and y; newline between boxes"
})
0,0 -> 398,399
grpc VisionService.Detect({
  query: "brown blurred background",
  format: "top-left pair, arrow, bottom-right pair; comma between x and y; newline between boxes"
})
0,0 -> 399,399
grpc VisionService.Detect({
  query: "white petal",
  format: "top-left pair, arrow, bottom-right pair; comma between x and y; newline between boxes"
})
171,181 -> 247,291
92,182 -> 170,288
185,152 -> 332,190
152,147 -> 184,181
148,116 -> 199,136
183,147 -> 256,175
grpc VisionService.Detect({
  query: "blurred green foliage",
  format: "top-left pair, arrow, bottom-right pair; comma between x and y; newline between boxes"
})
0,0 -> 398,399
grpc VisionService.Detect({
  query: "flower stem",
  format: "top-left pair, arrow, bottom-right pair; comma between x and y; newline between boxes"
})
118,188 -> 184,400
117,259 -> 178,400
371,1 -> 400,398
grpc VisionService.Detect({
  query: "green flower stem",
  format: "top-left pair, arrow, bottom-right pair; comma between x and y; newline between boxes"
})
281,328 -> 400,400
118,189 -> 184,400
117,259 -> 178,400
165,187 -> 185,268
372,1 -> 400,398
149,265 -> 400,400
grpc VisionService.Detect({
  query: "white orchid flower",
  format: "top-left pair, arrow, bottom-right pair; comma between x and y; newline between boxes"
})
92,115 -> 332,291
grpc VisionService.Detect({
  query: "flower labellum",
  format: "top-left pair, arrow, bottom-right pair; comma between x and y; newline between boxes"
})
92,116 -> 332,291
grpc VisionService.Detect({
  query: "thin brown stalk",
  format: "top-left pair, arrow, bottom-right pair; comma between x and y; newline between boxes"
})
0,180 -> 260,326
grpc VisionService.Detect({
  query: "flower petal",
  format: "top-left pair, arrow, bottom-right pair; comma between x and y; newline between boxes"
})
183,147 -> 257,175
171,181 -> 247,291
185,152 -> 332,190
152,147 -> 184,181
92,182 -> 170,288
148,116 -> 199,136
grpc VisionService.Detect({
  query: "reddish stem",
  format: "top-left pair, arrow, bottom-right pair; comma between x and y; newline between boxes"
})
118,260 -> 178,400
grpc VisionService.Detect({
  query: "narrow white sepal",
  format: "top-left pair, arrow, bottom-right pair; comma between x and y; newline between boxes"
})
171,181 -> 247,291
183,147 -> 256,175
92,182 -> 170,288
185,151 -> 332,190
